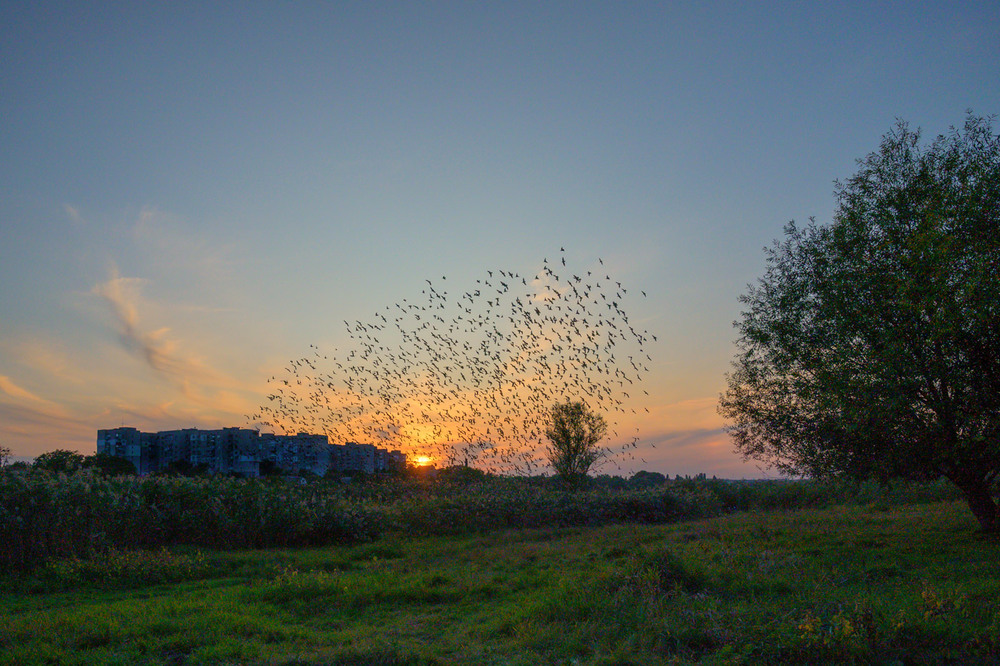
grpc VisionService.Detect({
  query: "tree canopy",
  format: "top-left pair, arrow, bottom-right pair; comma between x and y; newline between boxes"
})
33,449 -> 85,474
719,114 -> 1000,532
31,450 -> 136,476
82,453 -> 136,476
545,400 -> 608,485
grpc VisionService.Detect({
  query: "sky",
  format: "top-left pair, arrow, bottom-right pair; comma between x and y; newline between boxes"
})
2,2 -> 998,477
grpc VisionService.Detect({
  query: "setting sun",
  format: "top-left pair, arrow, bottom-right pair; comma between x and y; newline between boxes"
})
413,455 -> 433,467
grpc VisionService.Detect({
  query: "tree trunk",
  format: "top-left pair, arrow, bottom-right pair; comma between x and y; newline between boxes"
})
955,477 -> 999,533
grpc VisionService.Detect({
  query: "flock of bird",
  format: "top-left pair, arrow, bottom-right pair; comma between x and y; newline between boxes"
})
247,251 -> 655,475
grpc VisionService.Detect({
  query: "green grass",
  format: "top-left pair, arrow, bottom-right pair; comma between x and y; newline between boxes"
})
2,501 -> 998,664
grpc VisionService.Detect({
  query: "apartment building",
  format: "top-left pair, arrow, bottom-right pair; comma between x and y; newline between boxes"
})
97,427 -> 406,478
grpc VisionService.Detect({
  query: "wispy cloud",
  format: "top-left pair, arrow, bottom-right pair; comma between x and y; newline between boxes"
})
90,266 -> 179,376
0,373 -> 72,420
0,374 -> 88,456
10,338 -> 84,384
0,375 -> 48,403
600,394 -> 771,478
88,264 -> 234,394
95,399 -> 233,433
0,401 -> 94,455
86,262 -> 263,433
644,427 -> 728,453
642,396 -> 722,428
63,203 -> 84,226
623,425 -> 774,479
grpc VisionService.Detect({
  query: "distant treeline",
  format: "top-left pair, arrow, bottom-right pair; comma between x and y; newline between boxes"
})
0,468 -> 961,572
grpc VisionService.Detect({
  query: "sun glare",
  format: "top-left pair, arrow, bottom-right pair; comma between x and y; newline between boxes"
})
414,455 -> 433,467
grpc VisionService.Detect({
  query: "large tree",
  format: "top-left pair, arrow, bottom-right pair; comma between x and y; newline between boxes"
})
545,400 -> 607,485
720,114 -> 1000,532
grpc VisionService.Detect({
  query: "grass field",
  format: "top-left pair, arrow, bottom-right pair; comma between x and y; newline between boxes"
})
2,499 -> 998,664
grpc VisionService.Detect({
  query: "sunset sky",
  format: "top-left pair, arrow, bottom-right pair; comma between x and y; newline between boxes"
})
2,3 -> 998,477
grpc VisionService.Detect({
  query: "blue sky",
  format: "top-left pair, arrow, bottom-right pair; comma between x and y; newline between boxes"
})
2,2 -> 998,476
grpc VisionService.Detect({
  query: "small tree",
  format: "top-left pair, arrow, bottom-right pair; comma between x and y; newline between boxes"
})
629,470 -> 667,488
545,400 -> 607,485
0,445 -> 10,469
720,114 -> 1000,532
33,449 -> 85,474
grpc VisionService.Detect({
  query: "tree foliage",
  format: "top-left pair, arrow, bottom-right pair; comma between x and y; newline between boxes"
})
81,453 -> 136,476
545,400 -> 608,485
720,114 -> 1000,531
629,470 -> 667,488
32,449 -> 85,474
30,450 -> 136,476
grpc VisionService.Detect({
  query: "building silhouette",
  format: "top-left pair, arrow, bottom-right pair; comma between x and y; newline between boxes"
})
96,427 -> 406,477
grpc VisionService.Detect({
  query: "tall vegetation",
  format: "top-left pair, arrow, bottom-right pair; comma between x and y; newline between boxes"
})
0,471 -> 381,572
720,114 -> 1000,531
0,465 -> 960,573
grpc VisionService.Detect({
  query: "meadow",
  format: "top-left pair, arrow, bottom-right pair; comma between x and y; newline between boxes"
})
1,500 -> 998,664
1,473 -> 998,664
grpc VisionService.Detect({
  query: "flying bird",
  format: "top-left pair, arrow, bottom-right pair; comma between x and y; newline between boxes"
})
250,250 -> 656,475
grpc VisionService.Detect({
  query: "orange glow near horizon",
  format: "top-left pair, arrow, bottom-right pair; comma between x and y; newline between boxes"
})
248,255 -> 660,475
413,455 -> 433,467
